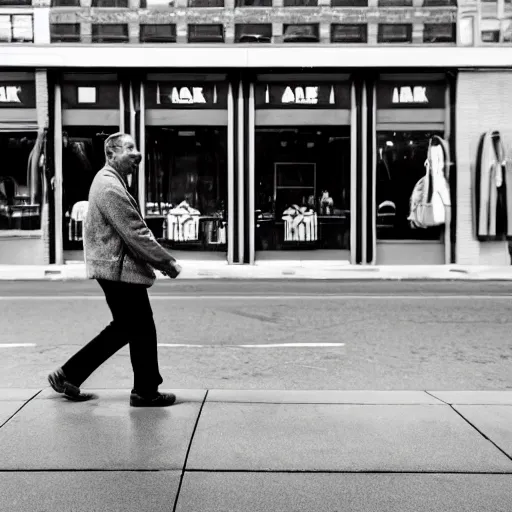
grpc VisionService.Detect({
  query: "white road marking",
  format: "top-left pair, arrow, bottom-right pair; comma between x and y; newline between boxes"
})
0,343 -> 36,348
0,295 -> 511,300
158,343 -> 345,348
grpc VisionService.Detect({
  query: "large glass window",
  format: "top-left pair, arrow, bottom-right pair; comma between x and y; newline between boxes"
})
376,131 -> 444,241
0,15 -> 33,43
145,128 -> 228,254
0,133 -> 41,231
62,128 -> 116,252
255,128 -> 350,253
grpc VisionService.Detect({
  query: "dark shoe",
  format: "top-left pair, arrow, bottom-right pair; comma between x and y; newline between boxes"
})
47,368 -> 96,402
130,391 -> 176,408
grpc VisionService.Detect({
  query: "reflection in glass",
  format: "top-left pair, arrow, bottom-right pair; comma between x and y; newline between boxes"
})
145,128 -> 228,252
62,128 -> 115,250
255,128 -> 350,252
376,131 -> 444,241
0,133 -> 40,230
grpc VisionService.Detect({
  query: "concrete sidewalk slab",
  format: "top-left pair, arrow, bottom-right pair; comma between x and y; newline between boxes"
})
187,403 -> 512,472
0,389 -> 205,470
429,391 -> 512,405
0,402 -> 26,427
206,390 -> 444,404
176,473 -> 512,512
454,405 -> 512,458
0,389 -> 40,401
1,471 -> 180,512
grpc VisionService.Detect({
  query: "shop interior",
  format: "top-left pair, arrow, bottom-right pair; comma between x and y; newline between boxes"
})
144,127 -> 228,261
62,127 -> 116,262
376,130 -> 445,241
0,132 -> 40,231
254,127 -> 351,261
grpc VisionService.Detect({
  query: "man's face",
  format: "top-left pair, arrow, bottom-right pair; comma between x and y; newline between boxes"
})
110,135 -> 142,176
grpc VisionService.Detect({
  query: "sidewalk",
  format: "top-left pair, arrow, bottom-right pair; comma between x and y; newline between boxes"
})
1,388 -> 511,511
3,261 -> 512,280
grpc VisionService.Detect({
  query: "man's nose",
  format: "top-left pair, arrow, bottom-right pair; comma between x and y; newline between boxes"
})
133,152 -> 142,165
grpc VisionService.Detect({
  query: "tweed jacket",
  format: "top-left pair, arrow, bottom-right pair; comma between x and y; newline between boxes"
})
84,164 -> 175,287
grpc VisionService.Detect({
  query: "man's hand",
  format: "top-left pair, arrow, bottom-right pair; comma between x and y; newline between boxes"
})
163,261 -> 182,279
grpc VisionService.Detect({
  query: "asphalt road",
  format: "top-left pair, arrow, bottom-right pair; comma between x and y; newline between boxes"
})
1,280 -> 511,391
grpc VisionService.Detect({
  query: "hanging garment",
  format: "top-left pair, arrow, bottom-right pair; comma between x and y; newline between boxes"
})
408,136 -> 451,229
205,219 -> 227,245
282,205 -> 318,242
166,201 -> 201,241
476,130 -> 512,241
69,200 -> 89,242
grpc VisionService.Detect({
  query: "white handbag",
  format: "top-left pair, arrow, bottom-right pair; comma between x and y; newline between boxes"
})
408,137 -> 451,229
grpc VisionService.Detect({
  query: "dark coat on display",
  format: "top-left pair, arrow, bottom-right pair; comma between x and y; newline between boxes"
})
84,164 -> 175,287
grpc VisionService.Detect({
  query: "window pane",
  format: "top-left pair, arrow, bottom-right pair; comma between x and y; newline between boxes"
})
51,23 -> 81,42
145,128 -> 229,255
235,23 -> 272,42
331,24 -> 367,43
0,133 -> 40,231
376,132 -> 446,241
423,23 -> 455,43
52,0 -> 81,6
77,87 -> 96,104
236,0 -> 272,5
141,0 -> 176,7
284,0 -> 317,6
140,24 -> 176,42
0,0 -> 31,5
283,23 -> 319,42
423,0 -> 456,6
254,128 -> 351,253
92,0 -> 128,6
0,16 -> 12,43
378,0 -> 412,5
92,24 -> 129,42
331,0 -> 368,5
188,24 -> 224,42
378,24 -> 412,43
481,30 -> 500,42
12,15 -> 33,42
188,0 -> 224,6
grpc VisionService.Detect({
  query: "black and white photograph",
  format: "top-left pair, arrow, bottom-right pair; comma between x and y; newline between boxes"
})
0,2 -> 512,510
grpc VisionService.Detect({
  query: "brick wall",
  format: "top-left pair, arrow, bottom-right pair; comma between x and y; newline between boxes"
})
455,71 -> 512,265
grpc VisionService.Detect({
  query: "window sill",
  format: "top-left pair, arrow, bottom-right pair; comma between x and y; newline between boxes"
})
0,229 -> 42,239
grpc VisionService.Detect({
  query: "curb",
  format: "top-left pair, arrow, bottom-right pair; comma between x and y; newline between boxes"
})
2,264 -> 512,281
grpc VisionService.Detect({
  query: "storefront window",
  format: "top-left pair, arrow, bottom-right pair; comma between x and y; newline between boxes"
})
145,128 -> 228,253
62,128 -> 115,251
0,133 -> 41,231
376,131 -> 444,241
255,128 -> 350,252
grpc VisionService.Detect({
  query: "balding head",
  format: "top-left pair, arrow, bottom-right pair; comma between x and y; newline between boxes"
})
104,132 -> 141,177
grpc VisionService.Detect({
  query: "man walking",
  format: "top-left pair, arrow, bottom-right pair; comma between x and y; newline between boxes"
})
48,132 -> 182,407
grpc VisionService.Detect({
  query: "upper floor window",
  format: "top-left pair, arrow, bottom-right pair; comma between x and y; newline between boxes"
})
423,23 -> 456,43
188,0 -> 224,5
91,0 -> 128,6
236,0 -> 272,6
284,0 -> 317,5
378,23 -> 412,43
331,23 -> 367,43
50,23 -> 81,42
0,15 -> 33,43
0,0 -> 31,5
481,30 -> 500,43
140,24 -> 176,42
331,0 -> 368,5
423,0 -> 456,5
52,0 -> 80,5
378,0 -> 412,5
188,24 -> 224,43
283,23 -> 319,43
140,0 -> 176,6
235,23 -> 271,43
91,23 -> 129,42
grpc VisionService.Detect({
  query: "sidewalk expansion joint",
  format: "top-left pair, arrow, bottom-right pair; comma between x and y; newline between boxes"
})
172,389 -> 209,512
449,404 -> 512,464
181,469 -> 512,475
0,389 -> 42,430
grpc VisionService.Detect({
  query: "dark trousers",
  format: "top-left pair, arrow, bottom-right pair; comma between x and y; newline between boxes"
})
62,279 -> 163,396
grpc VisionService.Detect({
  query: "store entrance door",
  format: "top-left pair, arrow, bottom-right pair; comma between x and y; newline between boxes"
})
254,127 -> 351,262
